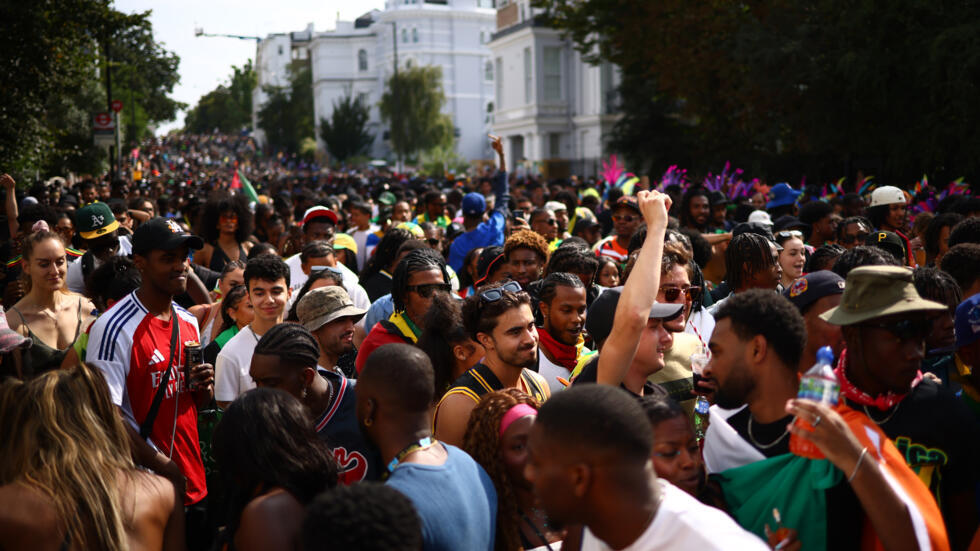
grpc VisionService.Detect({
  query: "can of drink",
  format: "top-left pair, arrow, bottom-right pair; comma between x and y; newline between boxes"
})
184,342 -> 203,391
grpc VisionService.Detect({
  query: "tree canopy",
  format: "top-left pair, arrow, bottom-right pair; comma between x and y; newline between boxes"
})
0,1 -> 182,181
185,62 -> 257,134
319,94 -> 374,163
379,66 -> 453,163
257,60 -> 314,154
536,0 -> 980,184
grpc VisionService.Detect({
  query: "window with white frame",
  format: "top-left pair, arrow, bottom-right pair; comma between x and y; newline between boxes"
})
412,28 -> 418,43
484,60 -> 493,82
549,133 -> 561,158
358,49 -> 368,72
495,57 -> 503,109
402,28 -> 408,43
523,47 -> 532,104
543,47 -> 562,101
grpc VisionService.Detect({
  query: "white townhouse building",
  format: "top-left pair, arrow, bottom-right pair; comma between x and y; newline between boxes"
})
488,0 -> 621,178
253,1 -> 498,162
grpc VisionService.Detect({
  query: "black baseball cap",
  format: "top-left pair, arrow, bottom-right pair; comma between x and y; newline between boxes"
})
864,230 -> 906,263
132,217 -> 204,256
782,270 -> 845,313
586,288 -> 683,345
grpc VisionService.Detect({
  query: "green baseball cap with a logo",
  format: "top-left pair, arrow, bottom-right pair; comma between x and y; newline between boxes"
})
75,202 -> 119,240
820,266 -> 945,326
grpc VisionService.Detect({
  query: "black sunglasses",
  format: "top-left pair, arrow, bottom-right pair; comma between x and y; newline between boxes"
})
840,231 -> 870,244
613,214 -> 639,223
426,238 -> 442,247
857,318 -> 932,342
478,280 -> 523,302
660,285 -> 701,302
405,283 -> 451,298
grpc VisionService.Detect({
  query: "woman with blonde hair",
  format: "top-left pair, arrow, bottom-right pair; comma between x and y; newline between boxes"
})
0,363 -> 184,550
6,221 -> 95,378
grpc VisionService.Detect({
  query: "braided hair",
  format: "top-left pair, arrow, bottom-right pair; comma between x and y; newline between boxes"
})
724,233 -> 776,291
391,248 -> 449,312
360,228 -> 414,284
537,272 -> 584,307
461,389 -> 541,551
252,323 -> 320,371
913,267 -> 962,313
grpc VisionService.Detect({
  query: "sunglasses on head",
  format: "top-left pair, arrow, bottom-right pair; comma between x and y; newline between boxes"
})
840,231 -> 869,244
405,283 -> 451,298
659,285 -> 701,302
777,230 -> 803,239
857,318 -> 932,342
613,214 -> 639,223
479,280 -> 523,302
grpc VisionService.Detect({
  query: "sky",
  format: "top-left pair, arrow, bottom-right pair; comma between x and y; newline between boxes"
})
115,0 -> 385,134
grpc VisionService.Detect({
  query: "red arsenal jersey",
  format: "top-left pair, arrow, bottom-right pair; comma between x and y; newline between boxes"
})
87,291 -> 207,505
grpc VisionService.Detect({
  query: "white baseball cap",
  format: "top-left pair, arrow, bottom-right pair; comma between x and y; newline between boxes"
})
748,210 -> 773,227
869,186 -> 907,208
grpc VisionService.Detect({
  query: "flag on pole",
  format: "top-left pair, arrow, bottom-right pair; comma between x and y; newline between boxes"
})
234,169 -> 259,205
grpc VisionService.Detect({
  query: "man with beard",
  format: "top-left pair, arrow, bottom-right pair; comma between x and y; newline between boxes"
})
297,286 -> 366,376
825,266 -> 979,549
702,289 -> 948,550
67,202 -> 133,294
434,280 -> 550,446
526,385 -> 768,551
535,272 -> 588,393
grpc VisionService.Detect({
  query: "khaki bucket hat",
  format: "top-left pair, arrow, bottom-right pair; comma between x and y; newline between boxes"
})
297,286 -> 367,332
820,265 -> 946,326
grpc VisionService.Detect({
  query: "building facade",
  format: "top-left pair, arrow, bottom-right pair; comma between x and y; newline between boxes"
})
251,25 -> 313,148
253,1 -> 498,162
488,0 -> 621,178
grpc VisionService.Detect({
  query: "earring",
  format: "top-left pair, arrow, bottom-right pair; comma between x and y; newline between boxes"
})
364,417 -> 373,427
301,386 -> 308,400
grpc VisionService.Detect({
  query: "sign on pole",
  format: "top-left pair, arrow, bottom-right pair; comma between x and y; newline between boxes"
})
111,100 -> 123,113
93,112 -> 115,147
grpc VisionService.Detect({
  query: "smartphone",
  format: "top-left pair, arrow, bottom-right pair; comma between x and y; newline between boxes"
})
512,209 -> 525,221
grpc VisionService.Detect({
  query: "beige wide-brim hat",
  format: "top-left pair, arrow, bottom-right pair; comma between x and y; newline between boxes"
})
820,265 -> 946,326
297,286 -> 367,332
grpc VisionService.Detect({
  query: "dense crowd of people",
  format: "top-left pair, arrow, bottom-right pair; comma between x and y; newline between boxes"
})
1,131 -> 980,550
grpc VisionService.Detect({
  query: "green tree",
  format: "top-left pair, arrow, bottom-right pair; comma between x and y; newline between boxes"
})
185,61 -> 257,133
536,0 -> 980,184
0,1 -> 182,180
258,60 -> 313,153
319,94 -> 374,163
379,66 -> 453,163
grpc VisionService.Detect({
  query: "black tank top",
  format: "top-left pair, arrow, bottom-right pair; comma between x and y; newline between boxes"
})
11,297 -> 83,378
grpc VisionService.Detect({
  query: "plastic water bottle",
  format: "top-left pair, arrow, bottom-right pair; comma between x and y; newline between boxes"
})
789,346 -> 839,459
690,345 -> 711,442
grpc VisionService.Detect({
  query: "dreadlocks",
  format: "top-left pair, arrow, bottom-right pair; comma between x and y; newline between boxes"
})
360,228 -> 414,284
461,389 -> 541,551
913,267 -> 962,313
537,272 -> 584,306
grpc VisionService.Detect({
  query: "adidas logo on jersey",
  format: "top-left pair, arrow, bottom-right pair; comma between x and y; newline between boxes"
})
148,349 -> 166,366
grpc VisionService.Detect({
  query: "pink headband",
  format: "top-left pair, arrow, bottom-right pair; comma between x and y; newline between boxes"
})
499,403 -> 537,437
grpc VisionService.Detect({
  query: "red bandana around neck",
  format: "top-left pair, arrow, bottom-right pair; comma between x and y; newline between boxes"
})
834,348 -> 923,411
537,328 -> 578,369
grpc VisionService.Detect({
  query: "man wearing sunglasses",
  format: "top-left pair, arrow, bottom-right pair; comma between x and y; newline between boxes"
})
434,279 -> 551,446
595,196 -> 644,264
356,249 -> 452,373
836,216 -> 872,250
824,265 -> 980,549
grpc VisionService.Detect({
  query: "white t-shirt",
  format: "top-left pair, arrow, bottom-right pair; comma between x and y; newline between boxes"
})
581,480 -> 768,551
538,350 -> 582,395
66,235 -> 132,293
284,254 -> 370,329
350,225 -> 377,271
214,324 -> 261,403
